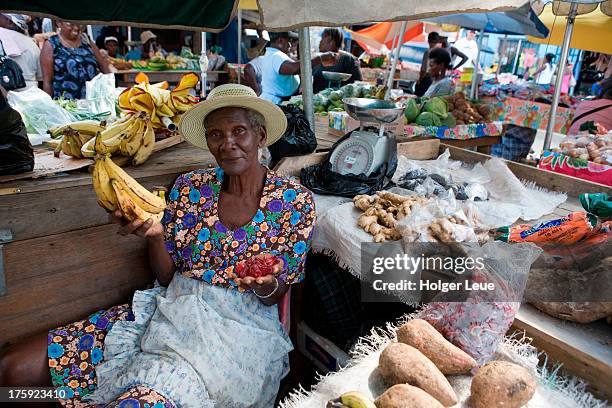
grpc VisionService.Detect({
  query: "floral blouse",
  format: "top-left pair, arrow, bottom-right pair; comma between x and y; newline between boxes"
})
162,167 -> 316,290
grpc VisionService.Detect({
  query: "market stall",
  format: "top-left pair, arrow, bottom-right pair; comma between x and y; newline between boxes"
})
115,69 -> 227,88
274,139 -> 612,402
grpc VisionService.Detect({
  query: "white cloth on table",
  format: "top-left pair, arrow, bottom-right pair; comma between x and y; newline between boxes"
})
260,47 -> 300,104
84,273 -> 293,408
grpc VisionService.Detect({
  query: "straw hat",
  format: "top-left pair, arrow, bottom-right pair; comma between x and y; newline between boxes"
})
179,84 -> 287,151
140,30 -> 157,44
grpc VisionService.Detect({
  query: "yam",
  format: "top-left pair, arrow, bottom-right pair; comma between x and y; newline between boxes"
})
396,319 -> 477,374
378,342 -> 457,407
374,384 -> 444,408
470,361 -> 536,408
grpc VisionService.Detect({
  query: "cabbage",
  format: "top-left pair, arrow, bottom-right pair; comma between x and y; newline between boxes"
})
415,112 -> 442,126
422,97 -> 448,119
439,113 -> 457,128
404,99 -> 420,123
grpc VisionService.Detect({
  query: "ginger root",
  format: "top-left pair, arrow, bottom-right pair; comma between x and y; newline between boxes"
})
354,192 -> 429,242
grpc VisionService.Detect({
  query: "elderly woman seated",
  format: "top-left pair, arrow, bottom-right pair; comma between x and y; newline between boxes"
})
0,84 -> 316,407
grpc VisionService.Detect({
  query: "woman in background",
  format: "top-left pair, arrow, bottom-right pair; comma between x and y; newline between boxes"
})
40,21 -> 109,99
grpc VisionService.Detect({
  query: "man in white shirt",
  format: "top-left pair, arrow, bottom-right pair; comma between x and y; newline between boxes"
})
244,55 -> 264,95
0,14 -> 41,90
453,30 -> 479,71
260,32 -> 336,104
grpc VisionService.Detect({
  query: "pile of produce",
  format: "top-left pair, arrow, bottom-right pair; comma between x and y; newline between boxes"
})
404,93 -> 492,127
54,97 -> 111,121
118,73 -> 199,129
93,154 -> 166,222
555,132 -> 612,165
108,57 -> 133,70
48,120 -> 105,159
443,92 -> 491,125
404,97 -> 456,127
327,319 -> 536,408
290,83 -> 387,113
234,254 -> 282,279
353,191 -> 429,242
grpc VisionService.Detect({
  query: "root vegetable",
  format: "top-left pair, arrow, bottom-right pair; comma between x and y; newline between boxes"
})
354,194 -> 375,211
470,361 -> 536,408
396,319 -> 477,374
374,384 -> 444,408
378,342 -> 458,407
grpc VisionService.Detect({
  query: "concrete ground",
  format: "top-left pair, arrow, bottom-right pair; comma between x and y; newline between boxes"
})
530,129 -> 566,158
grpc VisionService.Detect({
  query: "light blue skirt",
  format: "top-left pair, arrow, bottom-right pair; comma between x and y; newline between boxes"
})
83,273 -> 293,407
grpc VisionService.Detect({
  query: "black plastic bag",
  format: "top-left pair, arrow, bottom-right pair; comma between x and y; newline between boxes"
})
268,104 -> 317,167
300,133 -> 397,197
0,97 -> 34,175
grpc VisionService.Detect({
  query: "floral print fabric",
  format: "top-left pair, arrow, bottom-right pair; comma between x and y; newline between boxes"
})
48,34 -> 99,99
162,167 -> 316,289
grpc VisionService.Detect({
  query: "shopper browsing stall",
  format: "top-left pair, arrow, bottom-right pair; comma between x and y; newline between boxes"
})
423,48 -> 455,98
531,53 -> 556,91
40,21 -> 110,99
0,13 -> 41,90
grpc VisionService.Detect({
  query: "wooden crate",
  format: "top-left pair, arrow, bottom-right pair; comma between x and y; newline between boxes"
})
0,143 -> 216,348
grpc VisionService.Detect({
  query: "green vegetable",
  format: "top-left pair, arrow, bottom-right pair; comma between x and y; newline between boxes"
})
415,112 -> 442,126
404,99 -> 420,123
329,91 -> 342,102
439,113 -> 456,128
422,97 -> 448,119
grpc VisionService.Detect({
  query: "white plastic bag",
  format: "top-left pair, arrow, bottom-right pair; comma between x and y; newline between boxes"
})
85,73 -> 117,118
7,87 -> 75,135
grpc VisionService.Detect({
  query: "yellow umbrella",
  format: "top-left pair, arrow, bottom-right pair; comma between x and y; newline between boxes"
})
239,0 -> 258,10
527,7 -> 612,53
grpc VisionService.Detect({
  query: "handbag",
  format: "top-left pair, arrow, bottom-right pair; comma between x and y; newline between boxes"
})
0,39 -> 26,91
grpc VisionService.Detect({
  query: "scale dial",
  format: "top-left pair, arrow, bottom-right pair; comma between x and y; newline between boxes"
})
330,139 -> 375,175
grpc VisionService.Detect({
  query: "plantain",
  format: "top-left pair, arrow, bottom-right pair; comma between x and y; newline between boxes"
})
119,117 -> 145,157
98,114 -> 138,149
339,391 -> 376,408
48,120 -> 104,138
132,120 -> 155,165
103,155 -> 166,213
92,157 -> 117,211
111,180 -> 163,223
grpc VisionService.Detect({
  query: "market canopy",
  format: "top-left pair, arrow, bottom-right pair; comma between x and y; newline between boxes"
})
425,3 -> 550,36
256,0 -> 531,30
527,6 -> 612,53
0,0 -> 239,31
346,22 -> 425,54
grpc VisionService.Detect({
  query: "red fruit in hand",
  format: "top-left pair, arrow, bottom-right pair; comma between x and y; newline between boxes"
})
234,255 -> 281,278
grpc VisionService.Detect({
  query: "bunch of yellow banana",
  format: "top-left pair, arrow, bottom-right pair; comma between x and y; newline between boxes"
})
92,154 -> 166,222
118,72 -> 199,128
49,120 -> 106,159
81,113 -> 156,165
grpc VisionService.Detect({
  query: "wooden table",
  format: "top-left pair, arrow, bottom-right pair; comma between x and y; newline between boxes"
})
115,69 -> 228,88
0,143 -> 216,348
313,120 -> 501,154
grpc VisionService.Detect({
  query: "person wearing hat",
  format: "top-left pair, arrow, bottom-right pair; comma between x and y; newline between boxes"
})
0,13 -> 42,90
260,31 -> 337,103
103,36 -> 123,59
0,83 -> 316,408
140,30 -> 166,60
